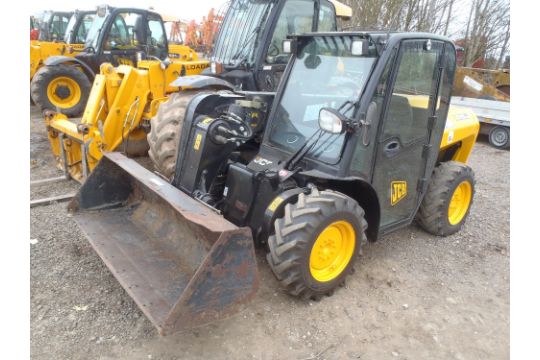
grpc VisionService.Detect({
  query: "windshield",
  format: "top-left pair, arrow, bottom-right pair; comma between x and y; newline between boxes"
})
84,12 -> 108,49
268,36 -> 377,163
212,0 -> 275,67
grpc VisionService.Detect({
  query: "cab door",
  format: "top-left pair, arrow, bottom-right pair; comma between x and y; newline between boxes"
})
371,39 -> 448,231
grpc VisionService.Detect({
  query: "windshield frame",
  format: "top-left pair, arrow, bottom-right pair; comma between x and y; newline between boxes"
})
64,14 -> 78,43
263,34 -> 379,165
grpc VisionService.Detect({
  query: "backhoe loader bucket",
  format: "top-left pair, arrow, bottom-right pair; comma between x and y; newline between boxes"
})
68,152 -> 259,335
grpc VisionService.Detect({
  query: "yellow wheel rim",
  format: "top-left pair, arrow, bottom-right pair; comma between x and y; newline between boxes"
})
309,221 -> 355,282
448,181 -> 472,225
46,76 -> 81,109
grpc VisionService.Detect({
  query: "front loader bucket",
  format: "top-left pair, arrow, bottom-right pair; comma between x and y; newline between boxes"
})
68,152 -> 259,335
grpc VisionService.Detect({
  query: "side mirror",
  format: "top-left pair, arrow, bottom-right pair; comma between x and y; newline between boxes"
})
319,108 -> 346,134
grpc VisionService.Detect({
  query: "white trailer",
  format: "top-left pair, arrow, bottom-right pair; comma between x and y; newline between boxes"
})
451,96 -> 510,149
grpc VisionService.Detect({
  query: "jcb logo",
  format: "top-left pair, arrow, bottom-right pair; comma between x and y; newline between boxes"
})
391,181 -> 407,206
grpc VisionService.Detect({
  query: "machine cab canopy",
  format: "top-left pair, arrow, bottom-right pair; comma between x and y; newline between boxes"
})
83,7 -> 169,60
211,0 -> 343,69
266,33 -> 379,164
261,32 -> 457,177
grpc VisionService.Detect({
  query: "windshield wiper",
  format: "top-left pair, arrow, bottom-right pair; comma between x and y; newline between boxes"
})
310,132 -> 341,158
283,128 -> 324,171
229,2 -> 273,66
229,26 -> 260,65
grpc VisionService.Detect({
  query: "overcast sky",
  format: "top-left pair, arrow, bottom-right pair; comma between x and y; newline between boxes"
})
29,0 -> 480,40
30,0 -> 228,22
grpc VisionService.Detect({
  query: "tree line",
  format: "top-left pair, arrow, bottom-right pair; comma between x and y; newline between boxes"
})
338,0 -> 510,69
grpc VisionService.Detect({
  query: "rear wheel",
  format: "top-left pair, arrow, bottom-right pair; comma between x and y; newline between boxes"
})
30,64 -> 91,117
267,188 -> 367,300
417,161 -> 475,236
147,91 -> 199,180
488,126 -> 510,149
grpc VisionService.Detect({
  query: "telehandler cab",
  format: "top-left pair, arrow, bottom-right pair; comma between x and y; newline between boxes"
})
44,0 -> 352,181
69,31 -> 479,334
32,6 -> 200,116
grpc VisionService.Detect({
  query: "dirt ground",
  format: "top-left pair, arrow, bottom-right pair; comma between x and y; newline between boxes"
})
30,105 -> 509,360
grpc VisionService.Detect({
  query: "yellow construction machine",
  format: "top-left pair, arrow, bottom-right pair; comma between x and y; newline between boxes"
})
31,6 -> 201,117
67,30 -> 479,335
30,10 -> 95,80
453,66 -> 510,101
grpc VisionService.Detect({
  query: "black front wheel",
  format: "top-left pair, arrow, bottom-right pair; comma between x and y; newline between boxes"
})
147,91 -> 199,180
417,161 -> 475,236
266,188 -> 368,300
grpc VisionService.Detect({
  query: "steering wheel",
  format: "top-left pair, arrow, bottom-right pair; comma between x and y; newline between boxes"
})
279,131 -> 307,146
267,42 -> 280,57
329,77 -> 361,96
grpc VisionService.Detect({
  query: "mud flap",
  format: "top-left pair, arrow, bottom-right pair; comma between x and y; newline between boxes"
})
68,152 -> 259,335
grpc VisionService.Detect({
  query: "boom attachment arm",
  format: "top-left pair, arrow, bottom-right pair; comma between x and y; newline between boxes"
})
44,60 -> 210,181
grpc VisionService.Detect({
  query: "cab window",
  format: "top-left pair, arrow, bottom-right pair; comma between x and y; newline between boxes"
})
146,15 -> 167,59
381,41 -> 440,144
266,0 -> 315,64
75,14 -> 95,43
50,14 -> 70,41
104,12 -> 144,51
318,3 -> 336,31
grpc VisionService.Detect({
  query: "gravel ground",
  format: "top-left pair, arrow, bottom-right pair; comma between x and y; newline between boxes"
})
30,105 -> 509,360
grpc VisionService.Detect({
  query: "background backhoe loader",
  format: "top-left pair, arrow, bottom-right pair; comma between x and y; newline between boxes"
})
68,31 -> 479,335
44,0 -> 353,181
31,6 -> 200,117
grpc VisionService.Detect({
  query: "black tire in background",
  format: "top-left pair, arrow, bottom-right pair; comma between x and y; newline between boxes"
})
267,188 -> 368,300
147,92 -> 198,180
417,161 -> 475,236
30,64 -> 91,117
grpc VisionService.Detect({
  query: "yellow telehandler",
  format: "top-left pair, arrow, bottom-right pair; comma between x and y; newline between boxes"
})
32,6 -> 201,117
67,30 -> 479,335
